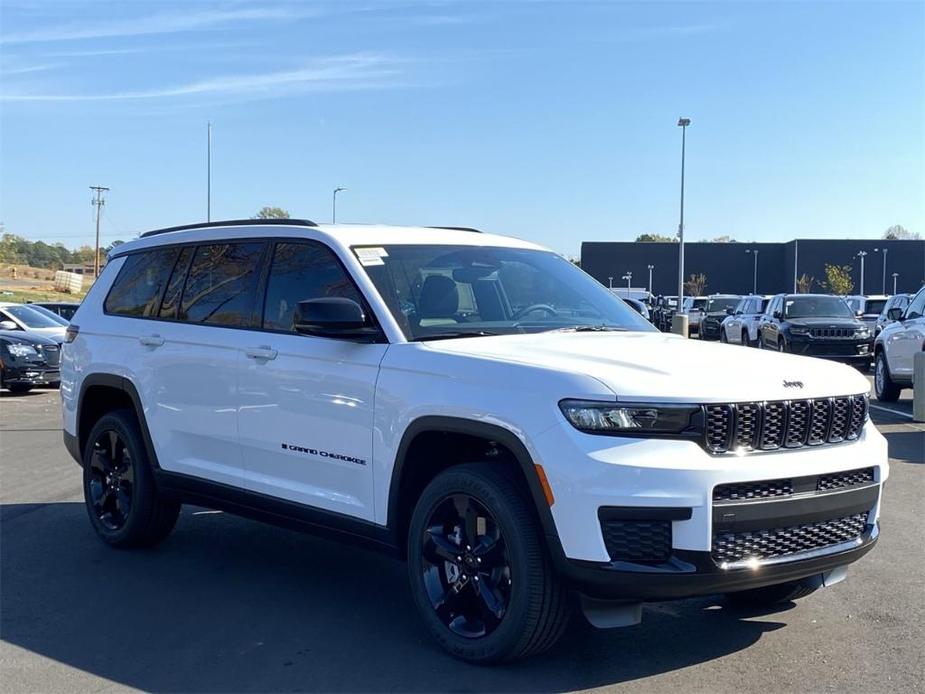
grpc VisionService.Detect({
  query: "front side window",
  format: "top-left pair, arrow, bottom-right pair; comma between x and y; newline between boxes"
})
262,242 -> 364,332
104,249 -> 179,317
784,296 -> 854,319
355,244 -> 653,340
179,242 -> 265,326
906,289 -> 925,320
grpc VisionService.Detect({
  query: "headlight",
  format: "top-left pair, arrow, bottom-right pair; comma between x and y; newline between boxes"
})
5,344 -> 37,357
559,400 -> 700,434
856,327 -> 871,338
789,325 -> 810,335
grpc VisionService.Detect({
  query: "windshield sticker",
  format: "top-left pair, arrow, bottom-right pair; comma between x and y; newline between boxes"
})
354,247 -> 388,266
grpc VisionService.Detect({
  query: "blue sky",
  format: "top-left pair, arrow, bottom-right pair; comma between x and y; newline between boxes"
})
1,0 -> 923,256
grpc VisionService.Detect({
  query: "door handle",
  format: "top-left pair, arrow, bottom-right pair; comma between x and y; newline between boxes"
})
245,346 -> 278,360
139,334 -> 165,347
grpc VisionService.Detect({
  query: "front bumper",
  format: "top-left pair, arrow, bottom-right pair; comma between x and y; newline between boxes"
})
533,420 -> 888,600
787,335 -> 872,363
2,364 -> 60,385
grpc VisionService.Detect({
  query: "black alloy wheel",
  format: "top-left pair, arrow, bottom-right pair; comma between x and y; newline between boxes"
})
420,494 -> 511,639
87,430 -> 135,531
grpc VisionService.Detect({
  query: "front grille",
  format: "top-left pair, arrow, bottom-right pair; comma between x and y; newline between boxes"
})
817,467 -> 875,492
810,327 -> 855,339
703,395 -> 867,454
600,520 -> 671,563
712,512 -> 869,564
713,478 -> 794,503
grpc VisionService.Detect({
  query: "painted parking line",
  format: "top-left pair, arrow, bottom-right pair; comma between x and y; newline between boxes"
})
869,402 -> 915,420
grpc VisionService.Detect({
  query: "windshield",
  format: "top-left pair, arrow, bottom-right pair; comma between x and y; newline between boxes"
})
26,304 -> 69,325
2,305 -> 63,329
784,296 -> 854,319
705,297 -> 740,313
355,245 -> 654,340
684,298 -> 707,310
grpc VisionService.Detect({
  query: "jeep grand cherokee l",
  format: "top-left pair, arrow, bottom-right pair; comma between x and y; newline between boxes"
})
61,220 -> 888,663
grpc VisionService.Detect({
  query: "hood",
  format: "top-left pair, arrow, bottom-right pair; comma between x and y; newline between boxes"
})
0,330 -> 59,346
422,331 -> 870,403
786,317 -> 863,328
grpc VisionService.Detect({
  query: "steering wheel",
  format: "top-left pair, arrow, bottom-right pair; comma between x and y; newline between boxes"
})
512,303 -> 558,320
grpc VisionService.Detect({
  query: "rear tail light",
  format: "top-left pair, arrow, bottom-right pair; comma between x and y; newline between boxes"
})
64,324 -> 80,343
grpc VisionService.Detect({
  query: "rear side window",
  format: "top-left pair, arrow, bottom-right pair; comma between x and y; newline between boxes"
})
159,246 -> 193,319
262,242 -> 364,332
180,242 -> 265,327
105,249 -> 179,317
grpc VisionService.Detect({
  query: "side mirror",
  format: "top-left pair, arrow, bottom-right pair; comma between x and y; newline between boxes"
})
293,298 -> 378,339
0,320 -> 18,330
725,308 -> 734,315
887,307 -> 904,321
773,310 -> 783,320
855,310 -> 864,318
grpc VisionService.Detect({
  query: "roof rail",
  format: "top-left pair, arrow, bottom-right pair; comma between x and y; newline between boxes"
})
139,218 -> 317,239
427,226 -> 483,234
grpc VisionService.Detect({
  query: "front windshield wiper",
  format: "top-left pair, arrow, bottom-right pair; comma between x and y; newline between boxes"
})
414,330 -> 501,342
551,325 -> 628,333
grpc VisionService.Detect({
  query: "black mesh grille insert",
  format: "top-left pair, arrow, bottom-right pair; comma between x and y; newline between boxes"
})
713,478 -> 794,503
817,467 -> 875,492
712,512 -> 869,564
601,520 -> 672,562
703,395 -> 867,454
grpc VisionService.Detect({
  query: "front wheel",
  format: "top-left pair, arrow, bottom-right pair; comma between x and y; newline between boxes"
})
720,329 -> 728,343
741,330 -> 751,348
778,338 -> 787,353
6,383 -> 33,393
874,352 -> 901,402
407,463 -> 570,664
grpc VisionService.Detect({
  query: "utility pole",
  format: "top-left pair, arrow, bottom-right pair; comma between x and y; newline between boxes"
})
207,121 -> 212,222
676,118 -> 691,308
90,186 -> 109,277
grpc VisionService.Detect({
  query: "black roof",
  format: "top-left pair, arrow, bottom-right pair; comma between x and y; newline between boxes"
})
139,218 -> 317,239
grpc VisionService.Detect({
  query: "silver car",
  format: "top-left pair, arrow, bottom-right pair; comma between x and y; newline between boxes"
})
874,294 -> 912,337
720,295 -> 772,347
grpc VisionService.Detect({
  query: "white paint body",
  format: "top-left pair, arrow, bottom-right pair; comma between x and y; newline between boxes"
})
62,223 -> 890,563
875,286 -> 925,385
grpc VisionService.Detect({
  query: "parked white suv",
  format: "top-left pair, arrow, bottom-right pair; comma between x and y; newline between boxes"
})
61,220 -> 888,663
873,286 -> 925,401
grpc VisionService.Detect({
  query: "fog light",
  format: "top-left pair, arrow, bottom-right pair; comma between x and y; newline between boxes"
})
857,344 -> 870,354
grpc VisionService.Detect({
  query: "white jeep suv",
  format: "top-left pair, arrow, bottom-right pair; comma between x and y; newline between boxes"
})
61,220 -> 888,663
873,285 -> 925,401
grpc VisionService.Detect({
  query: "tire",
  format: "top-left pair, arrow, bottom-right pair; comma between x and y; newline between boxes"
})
407,463 -> 570,664
778,338 -> 787,353
82,409 -> 180,548
6,383 -> 33,393
874,351 -> 901,402
720,329 -> 728,343
741,330 -> 751,348
726,578 -> 820,606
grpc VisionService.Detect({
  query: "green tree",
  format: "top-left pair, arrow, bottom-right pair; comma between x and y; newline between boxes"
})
635,233 -> 676,243
882,224 -> 920,240
254,206 -> 290,219
822,264 -> 854,295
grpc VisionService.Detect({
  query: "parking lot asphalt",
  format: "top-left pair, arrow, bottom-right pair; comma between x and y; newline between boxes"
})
1,387 -> 923,693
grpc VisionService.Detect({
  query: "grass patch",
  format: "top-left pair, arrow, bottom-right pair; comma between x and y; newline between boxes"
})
0,288 -> 87,304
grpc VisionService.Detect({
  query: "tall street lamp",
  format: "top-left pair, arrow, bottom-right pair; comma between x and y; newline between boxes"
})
622,272 -> 632,289
332,187 -> 347,223
892,272 -> 899,294
856,251 -> 867,295
873,247 -> 888,294
676,117 -> 691,309
608,276 -> 613,289
745,248 -> 759,294
647,264 -> 654,293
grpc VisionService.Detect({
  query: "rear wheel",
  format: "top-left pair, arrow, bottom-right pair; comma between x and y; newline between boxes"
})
874,351 -> 901,402
407,463 -> 570,663
6,383 -> 33,393
741,330 -> 751,347
82,410 -> 180,548
726,578 -> 820,606
778,338 -> 787,353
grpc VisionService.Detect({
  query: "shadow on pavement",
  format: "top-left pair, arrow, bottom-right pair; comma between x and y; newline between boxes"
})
881,430 -> 924,464
1,502 -> 790,692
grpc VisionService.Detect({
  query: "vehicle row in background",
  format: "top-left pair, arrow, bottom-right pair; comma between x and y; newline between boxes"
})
873,286 -> 925,401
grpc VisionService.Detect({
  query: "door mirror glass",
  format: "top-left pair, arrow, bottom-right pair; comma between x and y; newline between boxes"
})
0,320 -> 18,330
294,298 -> 375,337
773,310 -> 783,320
887,307 -> 904,321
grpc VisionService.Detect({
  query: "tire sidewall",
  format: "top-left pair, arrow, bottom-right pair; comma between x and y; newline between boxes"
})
82,411 -> 153,546
407,468 -> 538,662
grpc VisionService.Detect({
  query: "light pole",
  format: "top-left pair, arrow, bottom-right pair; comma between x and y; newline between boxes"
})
677,117 -> 691,309
608,276 -> 613,289
746,248 -> 759,294
622,272 -> 632,289
892,272 -> 899,294
856,251 -> 867,295
332,187 -> 346,223
873,247 -> 888,294
207,121 -> 212,222
647,264 -> 654,293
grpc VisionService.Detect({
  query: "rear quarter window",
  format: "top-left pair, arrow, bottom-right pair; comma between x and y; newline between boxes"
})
104,248 -> 179,317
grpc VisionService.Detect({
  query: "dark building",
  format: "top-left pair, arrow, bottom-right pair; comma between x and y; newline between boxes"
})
581,239 -> 925,297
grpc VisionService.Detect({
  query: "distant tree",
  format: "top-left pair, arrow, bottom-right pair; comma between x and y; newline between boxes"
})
707,235 -> 737,243
822,264 -> 854,295
635,233 -> 676,243
254,206 -> 290,219
882,224 -> 920,240
104,240 -> 125,254
684,273 -> 707,296
796,273 -> 815,294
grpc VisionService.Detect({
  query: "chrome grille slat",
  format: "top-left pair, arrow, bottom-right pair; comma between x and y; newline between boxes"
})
703,395 -> 867,454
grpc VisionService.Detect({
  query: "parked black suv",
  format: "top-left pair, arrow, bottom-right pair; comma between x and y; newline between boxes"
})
0,331 -> 61,392
698,295 -> 742,340
759,294 -> 872,367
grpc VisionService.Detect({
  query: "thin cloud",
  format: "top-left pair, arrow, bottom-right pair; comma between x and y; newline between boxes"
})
0,6 -> 321,45
0,63 -> 62,76
1,54 -> 408,102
